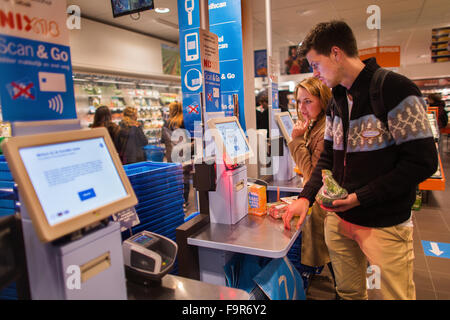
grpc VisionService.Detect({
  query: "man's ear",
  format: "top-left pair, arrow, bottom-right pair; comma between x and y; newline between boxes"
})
330,46 -> 341,62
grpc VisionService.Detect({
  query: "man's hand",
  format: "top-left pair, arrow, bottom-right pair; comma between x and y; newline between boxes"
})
282,197 -> 310,230
320,193 -> 360,212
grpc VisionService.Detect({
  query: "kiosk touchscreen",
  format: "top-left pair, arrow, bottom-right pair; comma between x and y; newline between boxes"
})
2,127 -> 138,243
206,116 -> 253,166
276,112 -> 294,144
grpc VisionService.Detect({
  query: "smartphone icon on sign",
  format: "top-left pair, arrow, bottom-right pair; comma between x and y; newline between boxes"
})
185,33 -> 199,62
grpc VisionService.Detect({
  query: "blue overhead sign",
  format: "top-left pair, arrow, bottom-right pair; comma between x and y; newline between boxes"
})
178,0 -> 202,135
208,0 -> 246,131
0,35 -> 77,121
0,1 -> 77,122
178,0 -> 243,134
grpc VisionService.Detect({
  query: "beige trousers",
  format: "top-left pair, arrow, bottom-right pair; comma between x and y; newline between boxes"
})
324,212 -> 416,300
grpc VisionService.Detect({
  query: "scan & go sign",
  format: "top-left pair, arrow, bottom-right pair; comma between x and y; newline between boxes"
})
0,0 -> 77,121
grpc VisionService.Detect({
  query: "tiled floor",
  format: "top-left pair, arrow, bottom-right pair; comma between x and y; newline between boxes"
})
307,144 -> 450,300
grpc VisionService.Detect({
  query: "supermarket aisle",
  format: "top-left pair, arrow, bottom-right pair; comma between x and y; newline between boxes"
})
307,144 -> 450,300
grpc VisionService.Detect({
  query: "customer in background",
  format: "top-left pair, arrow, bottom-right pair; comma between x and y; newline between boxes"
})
287,77 -> 335,291
92,106 -> 120,151
161,101 -> 193,209
428,93 -> 448,130
256,92 -> 269,136
117,106 -> 148,165
283,20 -> 438,300
163,101 -> 186,161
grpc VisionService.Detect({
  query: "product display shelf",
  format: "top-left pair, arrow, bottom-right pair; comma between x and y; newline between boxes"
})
123,161 -> 186,274
431,27 -> 450,63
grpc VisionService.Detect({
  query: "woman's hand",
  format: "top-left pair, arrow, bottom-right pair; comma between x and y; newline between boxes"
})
291,120 -> 309,139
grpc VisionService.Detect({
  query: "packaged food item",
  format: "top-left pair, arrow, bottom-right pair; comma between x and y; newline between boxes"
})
280,196 -> 298,205
267,202 -> 288,219
316,169 -> 348,208
248,183 -> 267,216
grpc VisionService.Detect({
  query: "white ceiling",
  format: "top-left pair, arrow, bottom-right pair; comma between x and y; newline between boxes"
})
70,0 -> 450,66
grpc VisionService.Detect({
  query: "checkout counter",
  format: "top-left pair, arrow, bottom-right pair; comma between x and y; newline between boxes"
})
2,123 -> 249,300
177,116 -> 303,288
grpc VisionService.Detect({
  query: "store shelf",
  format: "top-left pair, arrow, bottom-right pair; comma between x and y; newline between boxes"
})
432,40 -> 449,45
432,54 -> 450,59
431,48 -> 449,52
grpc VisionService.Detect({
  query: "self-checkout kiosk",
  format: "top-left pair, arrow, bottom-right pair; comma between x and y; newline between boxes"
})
272,111 -> 296,182
3,124 -> 138,299
205,116 -> 253,225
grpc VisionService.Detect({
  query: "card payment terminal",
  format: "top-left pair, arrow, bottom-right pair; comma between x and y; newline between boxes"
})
123,231 -> 178,283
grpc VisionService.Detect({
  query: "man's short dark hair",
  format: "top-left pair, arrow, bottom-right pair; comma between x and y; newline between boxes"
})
298,20 -> 358,58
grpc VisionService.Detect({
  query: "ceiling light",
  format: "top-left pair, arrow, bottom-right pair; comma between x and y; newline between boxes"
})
155,8 -> 170,14
140,83 -> 168,87
94,80 -> 135,85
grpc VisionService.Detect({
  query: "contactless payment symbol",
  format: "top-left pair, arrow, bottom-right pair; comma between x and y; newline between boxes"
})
184,68 -> 202,91
48,94 -> 64,115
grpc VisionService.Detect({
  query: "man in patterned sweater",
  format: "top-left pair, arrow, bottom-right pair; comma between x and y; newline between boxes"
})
282,21 -> 438,300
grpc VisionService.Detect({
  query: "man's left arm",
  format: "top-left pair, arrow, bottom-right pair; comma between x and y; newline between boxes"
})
334,75 -> 438,210
355,76 -> 438,207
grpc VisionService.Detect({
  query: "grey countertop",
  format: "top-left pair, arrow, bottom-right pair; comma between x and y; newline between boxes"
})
187,214 -> 302,258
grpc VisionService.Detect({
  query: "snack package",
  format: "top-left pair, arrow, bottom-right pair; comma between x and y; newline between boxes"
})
280,196 -> 299,205
248,183 -> 267,216
316,169 -> 348,208
267,202 -> 288,219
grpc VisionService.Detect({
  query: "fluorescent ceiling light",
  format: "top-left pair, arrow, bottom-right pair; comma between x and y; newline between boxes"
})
140,83 -> 168,87
155,8 -> 170,14
94,80 -> 135,85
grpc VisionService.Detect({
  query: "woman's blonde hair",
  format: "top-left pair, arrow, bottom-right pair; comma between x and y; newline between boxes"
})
121,106 -> 139,127
294,77 -> 332,119
168,101 -> 184,129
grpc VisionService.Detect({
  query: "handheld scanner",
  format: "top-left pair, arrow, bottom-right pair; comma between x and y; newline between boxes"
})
185,0 -> 194,12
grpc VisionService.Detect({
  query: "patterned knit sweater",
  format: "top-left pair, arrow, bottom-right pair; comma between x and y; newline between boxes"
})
299,58 -> 438,227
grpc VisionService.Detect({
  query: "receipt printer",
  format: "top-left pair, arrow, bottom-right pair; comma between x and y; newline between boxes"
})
123,231 -> 178,283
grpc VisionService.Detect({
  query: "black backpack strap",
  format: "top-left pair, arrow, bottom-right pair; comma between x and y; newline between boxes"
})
370,68 -> 391,124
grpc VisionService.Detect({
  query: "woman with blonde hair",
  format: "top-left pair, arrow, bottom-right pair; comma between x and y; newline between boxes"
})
287,77 -> 336,293
167,101 -> 184,130
162,101 -> 193,209
117,106 -> 148,164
